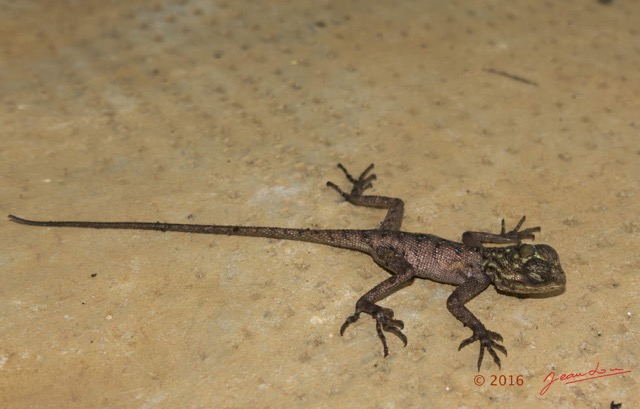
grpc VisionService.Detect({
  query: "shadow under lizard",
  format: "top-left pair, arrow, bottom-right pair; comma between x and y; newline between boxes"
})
9,164 -> 566,370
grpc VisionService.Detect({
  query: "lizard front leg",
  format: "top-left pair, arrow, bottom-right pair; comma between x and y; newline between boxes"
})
341,250 -> 416,356
327,163 -> 405,231
462,216 -> 540,247
447,274 -> 507,370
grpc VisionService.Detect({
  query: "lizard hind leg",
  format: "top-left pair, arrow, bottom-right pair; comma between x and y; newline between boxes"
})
340,268 -> 414,356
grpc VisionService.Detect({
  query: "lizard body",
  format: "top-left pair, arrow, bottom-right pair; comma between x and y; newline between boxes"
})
8,164 -> 566,370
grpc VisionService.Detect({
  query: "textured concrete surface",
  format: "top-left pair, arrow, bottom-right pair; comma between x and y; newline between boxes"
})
1,1 -> 638,408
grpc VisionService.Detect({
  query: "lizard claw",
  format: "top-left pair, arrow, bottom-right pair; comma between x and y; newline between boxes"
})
373,307 -> 407,356
500,216 -> 540,243
327,163 -> 376,199
340,302 -> 407,357
458,328 -> 507,371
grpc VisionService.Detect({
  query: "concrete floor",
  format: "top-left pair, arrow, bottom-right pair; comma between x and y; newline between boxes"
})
1,1 -> 638,408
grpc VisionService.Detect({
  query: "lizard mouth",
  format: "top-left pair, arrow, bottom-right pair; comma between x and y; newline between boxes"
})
494,268 -> 566,295
528,280 -> 565,294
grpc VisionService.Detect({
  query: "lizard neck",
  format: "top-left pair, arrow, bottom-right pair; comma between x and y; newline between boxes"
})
480,246 -> 522,283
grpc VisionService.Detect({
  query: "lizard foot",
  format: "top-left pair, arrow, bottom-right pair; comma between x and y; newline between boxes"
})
458,328 -> 507,371
500,216 -> 540,243
340,301 -> 407,357
326,163 -> 376,199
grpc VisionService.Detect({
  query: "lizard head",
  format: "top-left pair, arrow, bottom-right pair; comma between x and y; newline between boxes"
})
486,244 -> 566,295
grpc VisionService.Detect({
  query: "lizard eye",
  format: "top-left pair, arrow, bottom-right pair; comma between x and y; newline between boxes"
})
518,244 -> 535,258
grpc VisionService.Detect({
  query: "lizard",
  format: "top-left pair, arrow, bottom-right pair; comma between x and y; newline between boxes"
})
8,163 -> 566,370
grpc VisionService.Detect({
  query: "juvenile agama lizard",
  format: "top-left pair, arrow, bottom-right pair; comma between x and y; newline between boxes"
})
8,164 -> 566,370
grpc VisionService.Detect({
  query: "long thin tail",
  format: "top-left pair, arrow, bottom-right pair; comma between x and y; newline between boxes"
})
8,215 -> 373,253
